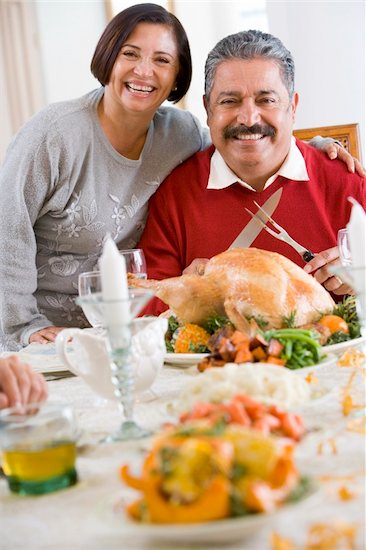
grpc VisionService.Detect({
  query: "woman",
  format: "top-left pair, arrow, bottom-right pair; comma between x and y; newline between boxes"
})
0,356 -> 47,409
0,3 -> 360,351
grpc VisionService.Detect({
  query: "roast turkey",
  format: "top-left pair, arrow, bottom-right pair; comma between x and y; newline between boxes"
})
130,248 -> 335,331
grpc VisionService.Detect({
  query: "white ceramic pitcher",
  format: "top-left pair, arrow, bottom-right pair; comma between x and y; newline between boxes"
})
55,317 -> 168,401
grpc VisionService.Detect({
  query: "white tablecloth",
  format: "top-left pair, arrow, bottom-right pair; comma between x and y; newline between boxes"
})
0,344 -> 365,550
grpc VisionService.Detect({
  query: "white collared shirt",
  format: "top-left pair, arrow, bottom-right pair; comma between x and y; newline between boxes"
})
207,136 -> 309,191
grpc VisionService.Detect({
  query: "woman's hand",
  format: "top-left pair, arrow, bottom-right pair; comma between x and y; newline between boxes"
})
324,142 -> 366,177
29,326 -> 66,344
303,247 -> 353,295
0,355 -> 48,409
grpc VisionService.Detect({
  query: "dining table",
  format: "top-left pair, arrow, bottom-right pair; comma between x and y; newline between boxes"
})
0,338 -> 365,550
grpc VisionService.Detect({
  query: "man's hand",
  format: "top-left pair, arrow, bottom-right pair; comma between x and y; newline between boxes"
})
183,258 -> 209,276
29,326 -> 66,344
0,355 -> 48,409
303,247 -> 353,295
324,142 -> 366,177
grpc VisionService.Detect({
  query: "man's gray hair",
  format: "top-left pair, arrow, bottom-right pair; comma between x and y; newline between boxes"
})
204,29 -> 295,101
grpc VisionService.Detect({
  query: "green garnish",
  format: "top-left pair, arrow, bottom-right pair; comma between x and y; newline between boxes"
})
229,490 -> 251,517
167,315 -> 179,335
246,315 -> 269,330
188,342 -> 210,353
281,311 -> 297,328
285,476 -> 313,503
203,315 -> 232,334
332,296 -> 361,339
230,462 -> 248,482
326,331 -> 351,345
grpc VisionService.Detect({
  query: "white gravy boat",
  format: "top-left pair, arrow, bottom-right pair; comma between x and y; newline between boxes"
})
55,317 -> 167,401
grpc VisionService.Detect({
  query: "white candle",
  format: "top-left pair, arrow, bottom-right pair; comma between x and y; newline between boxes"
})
99,236 -> 130,326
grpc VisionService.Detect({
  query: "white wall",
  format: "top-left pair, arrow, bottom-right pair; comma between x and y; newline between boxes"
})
266,1 -> 365,160
1,0 -> 365,161
35,0 -> 106,103
175,0 -> 269,126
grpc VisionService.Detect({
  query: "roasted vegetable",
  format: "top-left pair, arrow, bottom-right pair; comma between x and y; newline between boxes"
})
120,424 -> 301,523
318,315 -> 349,335
179,394 -> 305,441
173,323 -> 211,353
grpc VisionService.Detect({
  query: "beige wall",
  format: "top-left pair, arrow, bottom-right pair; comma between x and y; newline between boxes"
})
0,0 -> 45,162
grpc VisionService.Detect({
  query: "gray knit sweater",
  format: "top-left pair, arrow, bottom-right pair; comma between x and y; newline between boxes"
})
0,88 -> 210,350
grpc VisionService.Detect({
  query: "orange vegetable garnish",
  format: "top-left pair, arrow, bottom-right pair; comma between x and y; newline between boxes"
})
306,522 -> 357,549
338,485 -> 356,501
174,323 -> 210,353
267,356 -> 287,366
272,522 -> 357,550
318,315 -> 349,334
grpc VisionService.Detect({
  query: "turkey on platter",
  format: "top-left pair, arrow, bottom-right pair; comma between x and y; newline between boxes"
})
130,248 -> 335,332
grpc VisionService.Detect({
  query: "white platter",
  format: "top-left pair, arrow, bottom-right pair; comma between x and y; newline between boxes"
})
164,351 -> 337,371
322,335 -> 365,355
101,481 -> 318,544
164,352 -> 208,366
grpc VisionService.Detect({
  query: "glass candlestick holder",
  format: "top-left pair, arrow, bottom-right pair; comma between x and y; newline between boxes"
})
77,289 -> 154,442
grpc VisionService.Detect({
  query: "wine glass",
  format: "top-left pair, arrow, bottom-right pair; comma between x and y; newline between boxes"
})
76,288 -> 154,442
119,249 -> 147,280
337,228 -> 352,266
78,271 -> 103,329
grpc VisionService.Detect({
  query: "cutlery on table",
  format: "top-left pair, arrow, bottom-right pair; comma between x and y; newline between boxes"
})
245,201 -> 315,262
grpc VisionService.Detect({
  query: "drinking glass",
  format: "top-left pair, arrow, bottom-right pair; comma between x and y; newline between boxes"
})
78,271 -> 103,328
337,228 -> 352,266
119,249 -> 147,280
0,403 -> 78,495
77,288 -> 154,442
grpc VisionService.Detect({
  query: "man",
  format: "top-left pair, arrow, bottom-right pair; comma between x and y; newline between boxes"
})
138,30 -> 365,315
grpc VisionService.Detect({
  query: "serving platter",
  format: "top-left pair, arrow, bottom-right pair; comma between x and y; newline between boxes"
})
164,351 -> 338,371
322,335 -> 365,355
164,352 -> 208,366
101,480 -> 318,544
291,352 -> 337,373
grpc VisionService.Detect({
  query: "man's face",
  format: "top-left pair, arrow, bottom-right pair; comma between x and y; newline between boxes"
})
204,58 -> 299,185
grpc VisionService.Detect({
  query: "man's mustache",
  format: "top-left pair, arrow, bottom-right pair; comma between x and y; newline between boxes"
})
224,124 -> 276,139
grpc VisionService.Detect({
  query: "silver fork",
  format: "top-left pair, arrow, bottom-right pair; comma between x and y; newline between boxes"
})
245,201 -> 315,262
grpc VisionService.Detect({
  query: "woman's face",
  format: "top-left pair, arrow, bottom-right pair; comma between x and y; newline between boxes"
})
106,22 -> 179,116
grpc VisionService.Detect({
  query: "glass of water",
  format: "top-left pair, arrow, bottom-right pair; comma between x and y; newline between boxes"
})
119,249 -> 147,280
78,271 -> 103,328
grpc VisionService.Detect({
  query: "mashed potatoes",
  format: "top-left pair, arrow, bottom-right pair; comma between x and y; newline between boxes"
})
176,363 -> 311,413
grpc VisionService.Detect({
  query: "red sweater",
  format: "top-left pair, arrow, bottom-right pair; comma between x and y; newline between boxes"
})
139,140 -> 365,315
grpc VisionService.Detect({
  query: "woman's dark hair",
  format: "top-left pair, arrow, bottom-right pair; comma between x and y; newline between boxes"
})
91,3 -> 191,103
